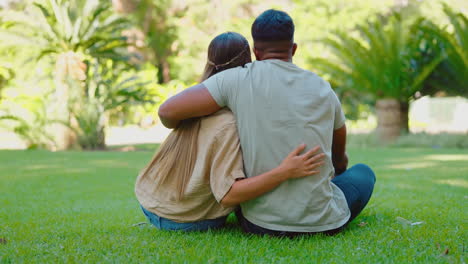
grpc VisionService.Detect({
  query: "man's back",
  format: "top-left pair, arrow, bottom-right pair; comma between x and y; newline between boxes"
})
204,59 -> 350,232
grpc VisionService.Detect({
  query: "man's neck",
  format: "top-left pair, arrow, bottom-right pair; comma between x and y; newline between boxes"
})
258,53 -> 292,62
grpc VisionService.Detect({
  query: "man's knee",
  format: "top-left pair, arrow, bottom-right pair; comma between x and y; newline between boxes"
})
352,163 -> 376,184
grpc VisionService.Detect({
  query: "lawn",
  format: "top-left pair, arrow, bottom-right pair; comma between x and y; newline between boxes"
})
0,147 -> 467,263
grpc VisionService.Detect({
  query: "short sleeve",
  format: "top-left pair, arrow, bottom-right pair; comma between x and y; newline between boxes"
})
209,122 -> 246,203
331,90 -> 346,130
202,68 -> 239,108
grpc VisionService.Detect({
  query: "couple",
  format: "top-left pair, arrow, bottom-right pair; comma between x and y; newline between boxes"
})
135,9 -> 376,237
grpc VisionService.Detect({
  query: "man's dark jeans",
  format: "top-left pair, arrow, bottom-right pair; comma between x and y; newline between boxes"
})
237,163 -> 376,237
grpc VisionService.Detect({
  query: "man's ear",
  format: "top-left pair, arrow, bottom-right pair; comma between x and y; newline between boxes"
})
291,43 -> 298,57
253,47 -> 261,60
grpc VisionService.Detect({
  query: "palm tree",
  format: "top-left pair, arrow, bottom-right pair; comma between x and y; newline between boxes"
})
0,64 -> 14,100
419,5 -> 467,98
311,12 -> 443,142
70,60 -> 151,150
0,0 -> 132,149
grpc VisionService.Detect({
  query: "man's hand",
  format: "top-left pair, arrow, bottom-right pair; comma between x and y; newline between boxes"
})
158,84 -> 221,128
333,152 -> 348,176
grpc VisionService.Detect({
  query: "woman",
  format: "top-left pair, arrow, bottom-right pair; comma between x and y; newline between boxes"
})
135,32 -> 325,231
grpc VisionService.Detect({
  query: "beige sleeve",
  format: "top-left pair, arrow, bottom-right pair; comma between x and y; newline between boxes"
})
209,122 -> 246,203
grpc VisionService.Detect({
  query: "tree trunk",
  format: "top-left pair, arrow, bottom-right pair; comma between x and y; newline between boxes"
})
156,58 -> 171,84
52,79 -> 76,150
112,0 -> 137,14
400,101 -> 409,133
88,124 -> 106,150
394,0 -> 409,8
375,99 -> 403,143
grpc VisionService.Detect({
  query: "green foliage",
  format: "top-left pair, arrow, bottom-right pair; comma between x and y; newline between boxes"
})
0,95 -> 62,149
1,148 -> 466,262
164,0 -> 258,83
71,100 -> 105,149
0,64 -> 14,98
292,0 -> 394,69
419,5 -> 468,97
393,132 -> 468,149
110,78 -> 187,126
0,0 -> 131,63
0,0 -> 151,150
82,61 -> 151,112
311,12 -> 443,103
69,60 -> 152,150
2,1 -> 466,149
132,0 -> 184,83
348,132 -> 468,149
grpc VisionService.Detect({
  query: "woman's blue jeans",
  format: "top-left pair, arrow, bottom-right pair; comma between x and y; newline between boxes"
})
140,205 -> 227,231
237,163 -> 376,237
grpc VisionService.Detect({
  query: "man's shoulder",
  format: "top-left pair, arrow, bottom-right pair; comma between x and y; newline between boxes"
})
301,69 -> 334,92
294,66 -> 327,84
253,60 -> 327,81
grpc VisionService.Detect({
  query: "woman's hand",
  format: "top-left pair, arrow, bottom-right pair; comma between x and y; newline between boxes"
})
220,143 -> 325,207
277,144 -> 325,180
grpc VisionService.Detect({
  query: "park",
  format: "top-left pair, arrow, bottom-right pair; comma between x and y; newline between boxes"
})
0,0 -> 467,263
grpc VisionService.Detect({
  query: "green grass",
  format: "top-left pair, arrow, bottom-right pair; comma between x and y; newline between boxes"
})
0,147 -> 467,263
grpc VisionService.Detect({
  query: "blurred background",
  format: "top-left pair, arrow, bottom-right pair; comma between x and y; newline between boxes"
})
0,0 -> 466,151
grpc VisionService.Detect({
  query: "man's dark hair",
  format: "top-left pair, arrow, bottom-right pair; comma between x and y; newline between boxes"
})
251,9 -> 294,42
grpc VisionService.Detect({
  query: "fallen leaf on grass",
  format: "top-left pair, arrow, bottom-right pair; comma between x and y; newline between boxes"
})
437,247 -> 451,258
358,222 -> 368,227
396,216 -> 424,226
131,222 -> 148,227
396,216 -> 412,225
0,238 -> 7,245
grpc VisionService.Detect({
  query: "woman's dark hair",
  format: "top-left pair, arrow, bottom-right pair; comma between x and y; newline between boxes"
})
251,9 -> 295,42
200,32 -> 252,81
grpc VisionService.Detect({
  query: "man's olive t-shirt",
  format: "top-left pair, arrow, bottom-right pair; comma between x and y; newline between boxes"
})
203,60 -> 350,232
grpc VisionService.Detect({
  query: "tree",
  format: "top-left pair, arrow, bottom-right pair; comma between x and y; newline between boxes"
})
69,60 -> 151,150
311,12 -> 443,142
419,5 -> 467,97
0,0 -> 134,149
0,64 -> 14,101
112,0 -> 186,84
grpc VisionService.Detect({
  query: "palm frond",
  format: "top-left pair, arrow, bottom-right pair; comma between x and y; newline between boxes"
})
311,11 -> 445,101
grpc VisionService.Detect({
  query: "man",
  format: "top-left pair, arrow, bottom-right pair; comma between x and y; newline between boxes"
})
158,9 -> 376,236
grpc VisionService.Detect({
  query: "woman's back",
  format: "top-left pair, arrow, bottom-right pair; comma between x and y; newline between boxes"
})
135,109 -> 244,222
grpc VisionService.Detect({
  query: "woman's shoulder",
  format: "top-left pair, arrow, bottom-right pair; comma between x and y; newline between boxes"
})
200,108 -> 237,133
204,108 -> 235,123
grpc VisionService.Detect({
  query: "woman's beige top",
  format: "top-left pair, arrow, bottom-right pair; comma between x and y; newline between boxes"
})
135,109 -> 245,222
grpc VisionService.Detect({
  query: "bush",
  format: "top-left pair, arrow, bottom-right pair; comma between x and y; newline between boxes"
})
348,132 -> 468,149
392,132 -> 468,149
